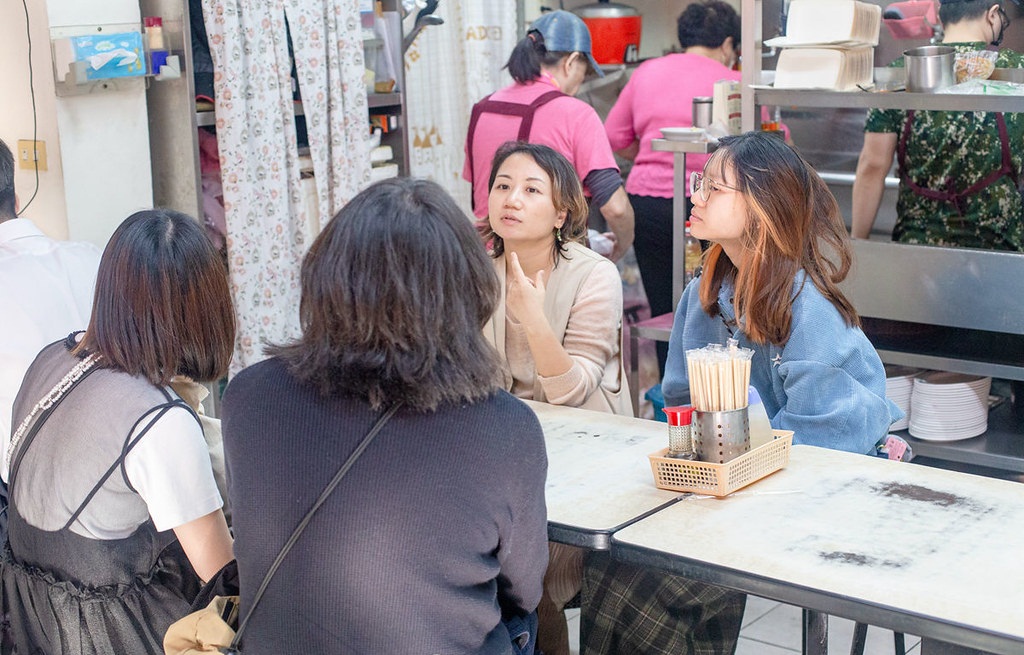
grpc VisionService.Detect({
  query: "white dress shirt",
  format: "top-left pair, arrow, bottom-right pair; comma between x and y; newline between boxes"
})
0,219 -> 101,480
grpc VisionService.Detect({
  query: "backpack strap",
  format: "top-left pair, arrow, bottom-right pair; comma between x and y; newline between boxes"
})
230,402 -> 403,648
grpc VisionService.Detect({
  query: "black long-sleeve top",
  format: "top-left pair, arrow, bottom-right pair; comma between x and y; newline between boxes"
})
221,357 -> 549,654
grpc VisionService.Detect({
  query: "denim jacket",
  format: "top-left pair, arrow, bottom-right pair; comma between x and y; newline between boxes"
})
663,271 -> 903,454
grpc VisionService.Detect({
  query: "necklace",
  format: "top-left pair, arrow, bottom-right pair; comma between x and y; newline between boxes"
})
6,352 -> 101,469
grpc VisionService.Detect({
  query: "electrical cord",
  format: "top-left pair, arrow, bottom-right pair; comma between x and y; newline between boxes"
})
17,0 -> 40,216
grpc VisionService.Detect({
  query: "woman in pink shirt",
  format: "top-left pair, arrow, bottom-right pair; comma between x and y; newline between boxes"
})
604,0 -> 741,375
464,10 -> 634,261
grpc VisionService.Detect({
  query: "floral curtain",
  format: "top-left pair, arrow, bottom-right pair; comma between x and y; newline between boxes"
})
203,0 -> 371,374
404,1 -> 517,215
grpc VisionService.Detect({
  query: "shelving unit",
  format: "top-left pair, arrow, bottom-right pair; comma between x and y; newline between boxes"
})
146,0 -> 410,225
740,0 -> 1024,475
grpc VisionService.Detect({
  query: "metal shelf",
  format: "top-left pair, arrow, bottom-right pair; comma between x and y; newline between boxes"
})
899,401 -> 1024,473
753,87 -> 1024,113
195,110 -> 215,127
368,92 -> 402,109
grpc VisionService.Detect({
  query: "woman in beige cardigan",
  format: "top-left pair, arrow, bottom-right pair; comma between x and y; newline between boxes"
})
481,141 -> 632,655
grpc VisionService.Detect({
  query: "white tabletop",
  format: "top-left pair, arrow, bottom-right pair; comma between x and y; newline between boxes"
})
610,445 -> 1024,654
526,400 -> 683,548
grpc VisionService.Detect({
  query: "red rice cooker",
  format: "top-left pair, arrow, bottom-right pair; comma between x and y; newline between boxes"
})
573,0 -> 642,65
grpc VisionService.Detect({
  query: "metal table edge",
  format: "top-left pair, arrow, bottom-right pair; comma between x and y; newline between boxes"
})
547,495 -> 688,550
608,540 -> 1024,655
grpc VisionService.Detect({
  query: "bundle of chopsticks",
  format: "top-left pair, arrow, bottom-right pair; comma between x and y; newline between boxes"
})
685,340 -> 753,412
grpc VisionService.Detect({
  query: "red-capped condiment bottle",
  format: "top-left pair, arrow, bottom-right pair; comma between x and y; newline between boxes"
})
663,405 -> 696,459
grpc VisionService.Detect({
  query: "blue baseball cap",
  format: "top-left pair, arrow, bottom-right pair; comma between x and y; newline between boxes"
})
529,10 -> 605,78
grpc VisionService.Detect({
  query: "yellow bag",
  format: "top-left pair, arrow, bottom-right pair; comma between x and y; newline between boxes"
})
163,404 -> 400,655
164,596 -> 239,654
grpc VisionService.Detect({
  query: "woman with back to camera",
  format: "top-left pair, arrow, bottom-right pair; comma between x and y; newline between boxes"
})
482,141 -> 631,655
1,210 -> 235,654
582,132 -> 901,654
464,10 -> 634,261
604,0 -> 741,376
220,178 -> 549,655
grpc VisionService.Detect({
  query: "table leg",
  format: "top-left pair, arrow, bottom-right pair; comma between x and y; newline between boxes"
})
850,622 -> 869,655
803,609 -> 828,655
629,328 -> 640,417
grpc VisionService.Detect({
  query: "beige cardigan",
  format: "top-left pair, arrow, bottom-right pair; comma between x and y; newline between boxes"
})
483,242 -> 632,416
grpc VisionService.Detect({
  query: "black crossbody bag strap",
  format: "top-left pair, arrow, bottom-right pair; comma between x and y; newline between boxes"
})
228,402 -> 403,649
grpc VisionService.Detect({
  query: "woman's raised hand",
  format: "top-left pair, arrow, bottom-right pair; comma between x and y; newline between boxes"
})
506,252 -> 548,330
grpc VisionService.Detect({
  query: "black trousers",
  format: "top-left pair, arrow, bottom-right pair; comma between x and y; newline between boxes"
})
629,194 -> 692,378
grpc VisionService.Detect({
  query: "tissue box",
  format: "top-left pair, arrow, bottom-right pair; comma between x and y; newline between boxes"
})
767,0 -> 881,47
774,46 -> 874,91
54,32 -> 147,82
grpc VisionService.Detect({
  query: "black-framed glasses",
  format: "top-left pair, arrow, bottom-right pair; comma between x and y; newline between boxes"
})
689,171 -> 740,202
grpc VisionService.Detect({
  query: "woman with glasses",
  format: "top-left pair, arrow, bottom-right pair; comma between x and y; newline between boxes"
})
582,132 -> 900,655
666,131 -> 899,452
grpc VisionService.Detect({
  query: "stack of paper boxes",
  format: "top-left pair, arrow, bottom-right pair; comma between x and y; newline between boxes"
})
769,0 -> 881,91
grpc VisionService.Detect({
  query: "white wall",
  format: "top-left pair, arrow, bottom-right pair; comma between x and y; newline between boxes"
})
0,0 -> 153,248
47,0 -> 153,247
0,0 -> 69,239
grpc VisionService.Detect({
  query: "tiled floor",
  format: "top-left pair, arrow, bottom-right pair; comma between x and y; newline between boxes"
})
565,595 -> 922,654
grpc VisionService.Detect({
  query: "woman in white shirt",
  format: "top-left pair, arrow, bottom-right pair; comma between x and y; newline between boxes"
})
1,209 -> 235,654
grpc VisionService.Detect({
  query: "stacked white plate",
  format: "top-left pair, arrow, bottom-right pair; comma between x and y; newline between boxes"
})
884,365 -> 921,431
660,127 -> 706,142
908,372 -> 991,441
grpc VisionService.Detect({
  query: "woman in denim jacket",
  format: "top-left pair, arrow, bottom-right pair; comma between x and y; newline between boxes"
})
583,132 -> 901,655
662,131 -> 901,452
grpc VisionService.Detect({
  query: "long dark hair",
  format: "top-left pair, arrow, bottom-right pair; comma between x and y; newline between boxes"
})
478,141 -> 589,263
698,132 -> 859,346
272,178 -> 503,411
75,209 -> 235,384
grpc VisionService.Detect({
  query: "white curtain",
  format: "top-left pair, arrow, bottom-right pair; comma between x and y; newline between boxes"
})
404,1 -> 518,216
203,0 -> 371,374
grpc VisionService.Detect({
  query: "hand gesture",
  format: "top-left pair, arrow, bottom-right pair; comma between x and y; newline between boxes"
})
506,252 -> 547,330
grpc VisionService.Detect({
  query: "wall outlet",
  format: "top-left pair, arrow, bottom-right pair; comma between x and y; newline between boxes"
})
17,140 -> 47,172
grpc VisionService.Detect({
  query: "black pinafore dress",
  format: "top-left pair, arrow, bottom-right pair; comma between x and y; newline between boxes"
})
1,339 -> 201,655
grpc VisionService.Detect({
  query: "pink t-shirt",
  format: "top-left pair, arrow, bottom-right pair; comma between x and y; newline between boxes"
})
604,53 -> 741,199
463,79 -> 619,218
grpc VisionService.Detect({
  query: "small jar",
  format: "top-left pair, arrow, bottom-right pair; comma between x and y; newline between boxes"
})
663,405 -> 696,459
144,16 -> 165,51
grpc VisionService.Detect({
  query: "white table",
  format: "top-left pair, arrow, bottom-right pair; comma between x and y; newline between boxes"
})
526,400 -> 682,549
610,445 -> 1024,655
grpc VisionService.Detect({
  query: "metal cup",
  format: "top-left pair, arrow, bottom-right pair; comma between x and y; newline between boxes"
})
692,96 -> 713,128
693,408 -> 751,463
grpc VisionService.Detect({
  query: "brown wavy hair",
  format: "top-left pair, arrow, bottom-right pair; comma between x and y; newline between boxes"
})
75,209 -> 235,384
479,141 -> 589,265
271,178 -> 503,411
699,132 -> 859,346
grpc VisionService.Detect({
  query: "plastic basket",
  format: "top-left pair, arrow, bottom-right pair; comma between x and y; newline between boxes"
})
648,430 -> 794,497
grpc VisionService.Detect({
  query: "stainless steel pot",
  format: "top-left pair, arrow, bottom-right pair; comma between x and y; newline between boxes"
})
904,45 -> 955,93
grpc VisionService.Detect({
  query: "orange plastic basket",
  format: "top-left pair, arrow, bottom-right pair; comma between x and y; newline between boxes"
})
648,431 -> 793,497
